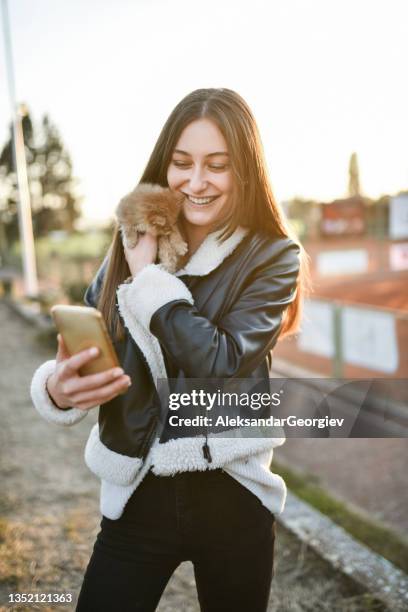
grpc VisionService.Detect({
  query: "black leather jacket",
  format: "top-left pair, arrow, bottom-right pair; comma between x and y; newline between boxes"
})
84,229 -> 300,466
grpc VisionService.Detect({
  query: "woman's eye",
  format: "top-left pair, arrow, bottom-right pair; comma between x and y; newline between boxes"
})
171,160 -> 228,171
172,160 -> 190,168
209,164 -> 228,171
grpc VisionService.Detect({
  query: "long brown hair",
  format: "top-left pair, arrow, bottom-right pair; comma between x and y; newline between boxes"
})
98,88 -> 309,340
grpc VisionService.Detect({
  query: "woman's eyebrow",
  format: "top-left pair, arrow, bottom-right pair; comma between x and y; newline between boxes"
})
174,149 -> 229,157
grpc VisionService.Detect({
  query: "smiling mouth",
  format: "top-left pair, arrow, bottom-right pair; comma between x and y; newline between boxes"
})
182,193 -> 220,206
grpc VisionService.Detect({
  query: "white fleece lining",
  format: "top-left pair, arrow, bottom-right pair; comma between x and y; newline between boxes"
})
150,433 -> 285,476
117,264 -> 194,331
30,360 -> 88,426
98,437 -> 286,520
99,442 -> 286,520
116,288 -> 167,388
223,451 -> 287,515
99,437 -> 161,519
175,227 -> 249,277
84,423 -> 143,486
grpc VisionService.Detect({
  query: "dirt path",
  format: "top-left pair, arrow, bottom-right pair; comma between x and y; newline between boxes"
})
0,301 -> 386,611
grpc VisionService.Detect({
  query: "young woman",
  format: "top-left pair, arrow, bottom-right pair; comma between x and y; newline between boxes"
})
31,88 -> 307,612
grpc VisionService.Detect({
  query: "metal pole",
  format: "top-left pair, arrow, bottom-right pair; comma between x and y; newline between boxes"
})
1,0 -> 38,297
332,303 -> 343,378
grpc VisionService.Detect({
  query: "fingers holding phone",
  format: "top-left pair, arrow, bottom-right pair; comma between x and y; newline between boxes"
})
47,336 -> 131,411
47,306 -> 132,411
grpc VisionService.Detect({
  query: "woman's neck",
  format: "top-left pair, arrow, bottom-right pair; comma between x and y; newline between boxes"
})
182,222 -> 212,257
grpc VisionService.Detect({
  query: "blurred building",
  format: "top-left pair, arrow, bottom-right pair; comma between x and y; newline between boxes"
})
277,192 -> 408,378
320,196 -> 366,237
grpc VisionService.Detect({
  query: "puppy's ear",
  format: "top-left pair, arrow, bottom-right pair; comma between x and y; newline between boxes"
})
119,224 -> 126,243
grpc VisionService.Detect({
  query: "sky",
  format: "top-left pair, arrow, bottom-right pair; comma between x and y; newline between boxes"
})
0,0 -> 407,224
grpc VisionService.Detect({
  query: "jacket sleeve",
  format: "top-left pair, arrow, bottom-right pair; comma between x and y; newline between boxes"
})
30,360 -> 88,426
116,239 -> 300,378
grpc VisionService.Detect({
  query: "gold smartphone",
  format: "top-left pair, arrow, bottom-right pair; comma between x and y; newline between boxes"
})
51,305 -> 120,376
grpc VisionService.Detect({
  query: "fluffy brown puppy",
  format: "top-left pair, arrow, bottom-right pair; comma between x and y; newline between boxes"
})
116,183 -> 189,273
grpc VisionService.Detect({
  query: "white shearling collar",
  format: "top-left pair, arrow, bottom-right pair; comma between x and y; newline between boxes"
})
175,226 -> 249,277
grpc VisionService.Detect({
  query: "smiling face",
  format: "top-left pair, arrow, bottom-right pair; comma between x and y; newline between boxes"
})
166,118 -> 234,238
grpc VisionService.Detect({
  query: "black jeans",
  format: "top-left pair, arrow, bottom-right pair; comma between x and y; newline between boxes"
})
76,468 -> 275,612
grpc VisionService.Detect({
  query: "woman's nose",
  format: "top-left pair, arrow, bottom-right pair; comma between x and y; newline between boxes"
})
188,166 -> 207,193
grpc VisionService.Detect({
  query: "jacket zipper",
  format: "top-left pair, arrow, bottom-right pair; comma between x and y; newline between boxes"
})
201,396 -> 213,463
203,440 -> 212,463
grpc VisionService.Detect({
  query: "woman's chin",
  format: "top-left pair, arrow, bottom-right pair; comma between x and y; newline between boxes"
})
181,207 -> 217,228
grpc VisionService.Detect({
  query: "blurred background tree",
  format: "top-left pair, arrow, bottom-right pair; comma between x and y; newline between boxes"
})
0,107 -> 82,247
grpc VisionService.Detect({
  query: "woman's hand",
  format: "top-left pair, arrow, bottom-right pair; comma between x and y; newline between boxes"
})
124,232 -> 158,277
46,334 -> 131,411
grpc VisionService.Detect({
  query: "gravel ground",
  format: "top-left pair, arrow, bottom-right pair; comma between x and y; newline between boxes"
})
0,301 -> 387,611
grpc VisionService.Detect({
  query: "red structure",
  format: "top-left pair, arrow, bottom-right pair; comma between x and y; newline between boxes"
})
320,196 -> 366,237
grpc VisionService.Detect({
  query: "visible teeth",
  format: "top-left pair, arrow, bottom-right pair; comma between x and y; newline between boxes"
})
187,195 -> 216,205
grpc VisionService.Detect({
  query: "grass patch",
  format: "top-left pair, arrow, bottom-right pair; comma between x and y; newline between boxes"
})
0,517 -> 31,587
273,461 -> 408,574
62,510 -> 93,544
